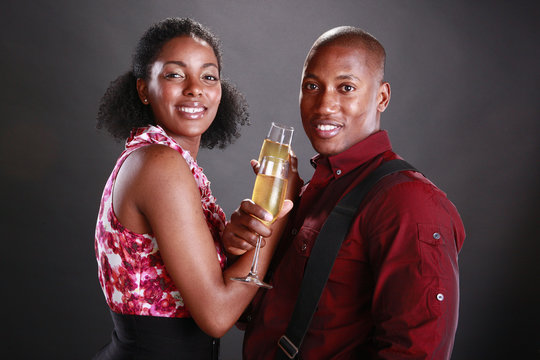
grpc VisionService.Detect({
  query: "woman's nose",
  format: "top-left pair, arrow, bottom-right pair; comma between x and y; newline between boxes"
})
182,77 -> 203,97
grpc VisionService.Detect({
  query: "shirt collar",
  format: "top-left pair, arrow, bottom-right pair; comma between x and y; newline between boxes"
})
310,130 -> 393,179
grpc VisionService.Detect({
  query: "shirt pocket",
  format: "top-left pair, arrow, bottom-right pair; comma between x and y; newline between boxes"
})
417,223 -> 451,279
293,226 -> 319,258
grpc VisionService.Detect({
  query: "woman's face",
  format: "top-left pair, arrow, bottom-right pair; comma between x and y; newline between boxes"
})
137,36 -> 222,147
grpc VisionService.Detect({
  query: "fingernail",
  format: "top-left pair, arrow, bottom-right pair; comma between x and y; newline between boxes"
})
264,211 -> 273,222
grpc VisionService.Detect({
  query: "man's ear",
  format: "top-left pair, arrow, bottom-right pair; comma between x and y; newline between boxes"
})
136,78 -> 150,105
377,82 -> 391,112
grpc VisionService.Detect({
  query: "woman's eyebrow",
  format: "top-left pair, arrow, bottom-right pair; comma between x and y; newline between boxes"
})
164,60 -> 218,69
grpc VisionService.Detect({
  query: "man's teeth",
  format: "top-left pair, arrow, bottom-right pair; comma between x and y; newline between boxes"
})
181,107 -> 204,113
317,124 -> 338,131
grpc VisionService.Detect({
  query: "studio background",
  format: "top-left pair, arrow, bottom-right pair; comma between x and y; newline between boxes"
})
1,1 -> 539,359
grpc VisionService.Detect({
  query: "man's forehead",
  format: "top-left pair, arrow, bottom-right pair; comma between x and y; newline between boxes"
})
305,40 -> 384,81
306,43 -> 370,65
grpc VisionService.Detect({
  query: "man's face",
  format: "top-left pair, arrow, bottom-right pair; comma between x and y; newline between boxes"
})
299,44 -> 390,156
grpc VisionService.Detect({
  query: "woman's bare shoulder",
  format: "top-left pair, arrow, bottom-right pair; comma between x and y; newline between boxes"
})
128,144 -> 191,177
122,144 -> 198,202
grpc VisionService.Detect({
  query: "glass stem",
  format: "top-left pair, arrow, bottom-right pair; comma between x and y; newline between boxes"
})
248,235 -> 263,277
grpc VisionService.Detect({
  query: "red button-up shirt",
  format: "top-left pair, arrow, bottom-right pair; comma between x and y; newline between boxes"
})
243,131 -> 465,359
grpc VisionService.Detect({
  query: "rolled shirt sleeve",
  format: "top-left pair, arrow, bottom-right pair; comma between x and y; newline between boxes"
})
363,178 -> 465,359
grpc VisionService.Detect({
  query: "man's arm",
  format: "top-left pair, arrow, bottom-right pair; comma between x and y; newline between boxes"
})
364,178 -> 465,359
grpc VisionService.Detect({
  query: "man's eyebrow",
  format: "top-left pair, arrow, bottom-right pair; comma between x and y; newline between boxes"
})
164,60 -> 218,69
336,74 -> 360,81
302,73 -> 360,81
302,73 -> 318,80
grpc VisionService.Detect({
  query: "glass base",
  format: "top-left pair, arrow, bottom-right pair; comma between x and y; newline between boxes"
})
230,275 -> 273,289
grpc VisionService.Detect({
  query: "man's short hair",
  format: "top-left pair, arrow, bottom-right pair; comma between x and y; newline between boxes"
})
309,26 -> 386,82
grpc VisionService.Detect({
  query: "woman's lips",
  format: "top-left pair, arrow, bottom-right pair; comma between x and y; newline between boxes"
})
177,104 -> 206,119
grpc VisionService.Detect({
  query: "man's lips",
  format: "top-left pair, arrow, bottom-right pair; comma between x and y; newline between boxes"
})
312,122 -> 342,138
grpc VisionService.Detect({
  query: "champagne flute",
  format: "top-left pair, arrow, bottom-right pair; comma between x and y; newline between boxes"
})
230,156 -> 289,289
258,122 -> 294,163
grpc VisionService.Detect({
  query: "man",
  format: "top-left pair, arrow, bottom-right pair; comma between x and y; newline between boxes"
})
223,26 -> 465,359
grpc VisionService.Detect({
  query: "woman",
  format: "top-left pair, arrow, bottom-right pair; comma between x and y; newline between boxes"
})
93,18 -> 293,359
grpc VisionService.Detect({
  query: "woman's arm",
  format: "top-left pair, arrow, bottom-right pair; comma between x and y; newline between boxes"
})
114,144 -> 286,338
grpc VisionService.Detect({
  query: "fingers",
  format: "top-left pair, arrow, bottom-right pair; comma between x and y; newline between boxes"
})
275,199 -> 293,220
222,218 -> 259,255
223,243 -> 248,256
222,199 -> 273,254
288,150 -> 299,174
222,224 -> 260,255
285,153 -> 304,201
250,159 -> 260,175
239,199 -> 273,225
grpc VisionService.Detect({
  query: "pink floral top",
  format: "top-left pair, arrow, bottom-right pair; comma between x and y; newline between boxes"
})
95,125 -> 227,318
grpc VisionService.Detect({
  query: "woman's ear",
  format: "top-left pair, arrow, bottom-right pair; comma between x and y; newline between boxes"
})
136,78 -> 150,105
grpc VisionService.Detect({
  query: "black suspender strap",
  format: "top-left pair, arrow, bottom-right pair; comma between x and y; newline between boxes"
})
276,159 -> 418,359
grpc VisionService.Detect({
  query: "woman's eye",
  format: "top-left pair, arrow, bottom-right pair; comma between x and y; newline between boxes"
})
203,74 -> 219,81
165,73 -> 183,79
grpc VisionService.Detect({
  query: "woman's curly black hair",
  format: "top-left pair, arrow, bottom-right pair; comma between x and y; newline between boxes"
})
97,17 -> 249,149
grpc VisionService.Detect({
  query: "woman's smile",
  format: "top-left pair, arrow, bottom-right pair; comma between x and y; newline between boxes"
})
177,102 -> 207,119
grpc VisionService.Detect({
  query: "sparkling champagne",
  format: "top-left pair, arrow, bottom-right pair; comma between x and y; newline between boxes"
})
251,174 -> 288,223
231,136 -> 291,289
258,139 -> 290,163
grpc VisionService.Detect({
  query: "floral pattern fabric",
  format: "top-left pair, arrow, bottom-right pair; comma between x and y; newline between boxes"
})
95,125 -> 227,318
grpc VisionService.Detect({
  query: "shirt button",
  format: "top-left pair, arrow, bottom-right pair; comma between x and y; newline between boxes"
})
437,293 -> 444,301
336,169 -> 342,175
291,228 -> 298,235
433,232 -> 441,240
301,243 -> 307,251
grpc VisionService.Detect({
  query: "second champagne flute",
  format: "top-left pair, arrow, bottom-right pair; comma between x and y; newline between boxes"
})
230,156 -> 289,288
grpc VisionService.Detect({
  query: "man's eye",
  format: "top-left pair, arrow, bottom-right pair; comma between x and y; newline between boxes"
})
342,85 -> 355,92
304,83 -> 318,90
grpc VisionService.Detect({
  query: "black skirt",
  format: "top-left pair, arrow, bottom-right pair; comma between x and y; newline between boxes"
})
93,311 -> 220,360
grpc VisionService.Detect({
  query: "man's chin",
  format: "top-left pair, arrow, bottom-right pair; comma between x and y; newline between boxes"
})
313,144 -> 343,157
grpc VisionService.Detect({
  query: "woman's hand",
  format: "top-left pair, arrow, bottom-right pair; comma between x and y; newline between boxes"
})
223,152 -> 301,256
222,199 -> 293,256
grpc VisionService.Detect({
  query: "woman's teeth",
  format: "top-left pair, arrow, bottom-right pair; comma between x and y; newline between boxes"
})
181,107 -> 204,113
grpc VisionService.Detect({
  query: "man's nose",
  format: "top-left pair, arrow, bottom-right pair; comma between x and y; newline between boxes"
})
316,90 -> 339,114
183,77 -> 203,97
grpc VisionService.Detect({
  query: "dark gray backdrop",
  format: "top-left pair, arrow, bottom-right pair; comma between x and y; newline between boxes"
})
1,0 -> 539,359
